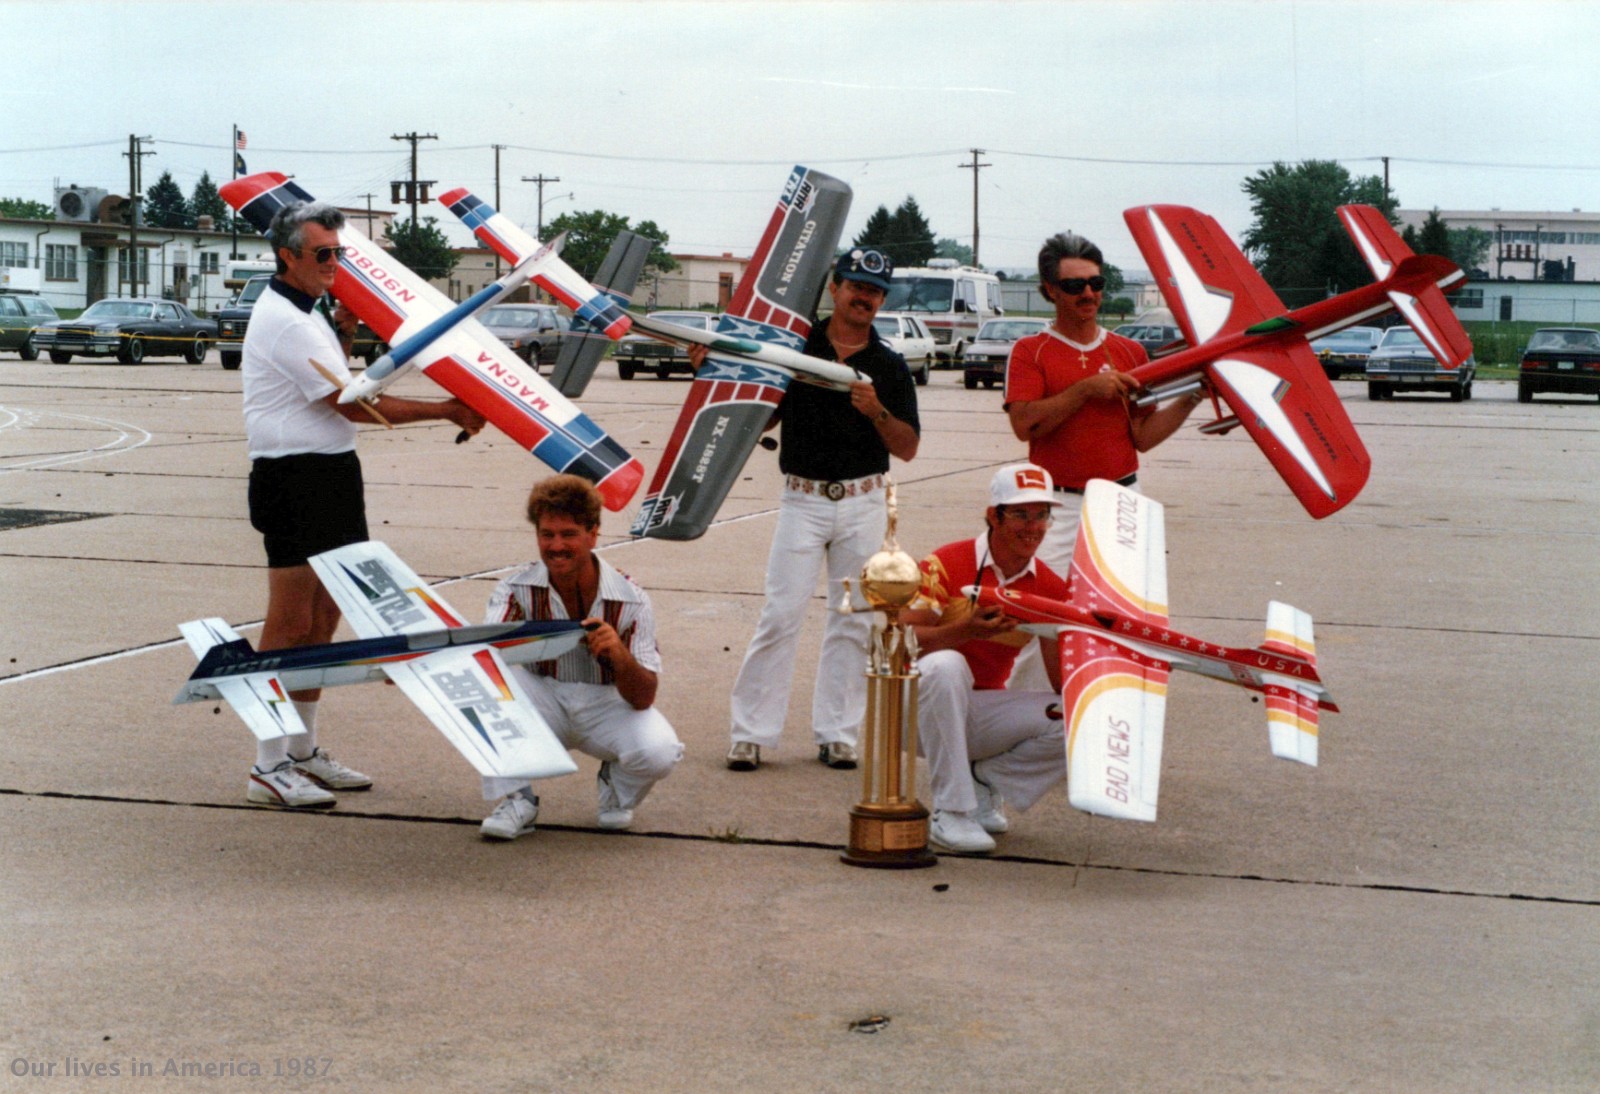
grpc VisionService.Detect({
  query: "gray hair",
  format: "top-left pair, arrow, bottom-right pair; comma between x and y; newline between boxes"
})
268,201 -> 345,273
1037,232 -> 1104,300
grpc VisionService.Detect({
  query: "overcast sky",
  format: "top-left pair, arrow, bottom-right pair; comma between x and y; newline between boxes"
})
6,0 -> 1598,273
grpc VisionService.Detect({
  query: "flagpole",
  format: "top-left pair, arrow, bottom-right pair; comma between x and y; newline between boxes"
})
230,125 -> 239,262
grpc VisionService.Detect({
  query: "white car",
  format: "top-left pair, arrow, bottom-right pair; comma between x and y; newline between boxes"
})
872,312 -> 935,385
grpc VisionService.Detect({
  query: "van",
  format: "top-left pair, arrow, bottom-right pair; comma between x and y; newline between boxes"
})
882,259 -> 1002,362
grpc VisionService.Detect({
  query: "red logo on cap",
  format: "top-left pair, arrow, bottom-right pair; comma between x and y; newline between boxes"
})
1015,468 -> 1046,491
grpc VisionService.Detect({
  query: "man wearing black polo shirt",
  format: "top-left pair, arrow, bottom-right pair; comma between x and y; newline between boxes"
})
241,200 -> 483,809
722,248 -> 920,772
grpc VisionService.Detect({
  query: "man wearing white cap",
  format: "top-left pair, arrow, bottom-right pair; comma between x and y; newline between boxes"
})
900,463 -> 1072,853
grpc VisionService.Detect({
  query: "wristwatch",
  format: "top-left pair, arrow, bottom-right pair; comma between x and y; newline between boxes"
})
874,408 -> 890,424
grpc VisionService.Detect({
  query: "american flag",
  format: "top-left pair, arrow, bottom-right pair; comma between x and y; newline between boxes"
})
235,131 -> 247,150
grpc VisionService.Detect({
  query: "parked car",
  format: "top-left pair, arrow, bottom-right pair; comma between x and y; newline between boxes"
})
1112,322 -> 1185,357
1365,325 -> 1476,401
872,312 -> 935,384
34,298 -> 216,364
614,311 -> 718,380
1517,327 -> 1600,403
479,303 -> 572,370
961,317 -> 1048,389
216,275 -> 385,370
0,292 -> 60,360
1310,326 -> 1382,380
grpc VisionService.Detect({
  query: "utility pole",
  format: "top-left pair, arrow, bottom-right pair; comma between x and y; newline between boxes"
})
522,173 -> 561,239
389,132 -> 438,225
1382,155 -> 1390,202
357,194 -> 376,239
492,144 -> 506,276
122,134 -> 155,297
958,148 -> 990,268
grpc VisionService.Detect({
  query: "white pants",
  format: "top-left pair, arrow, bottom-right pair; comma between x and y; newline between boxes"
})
482,676 -> 682,804
729,487 -> 887,749
916,649 -> 1065,814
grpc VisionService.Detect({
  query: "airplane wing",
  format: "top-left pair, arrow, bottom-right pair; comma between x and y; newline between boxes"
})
175,618 -> 303,741
551,229 -> 656,396
632,165 -> 853,540
1058,480 -> 1171,821
307,541 -> 578,780
1124,204 -> 1372,519
218,172 -> 641,512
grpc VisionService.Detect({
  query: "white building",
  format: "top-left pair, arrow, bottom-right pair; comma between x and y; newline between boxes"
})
1397,207 -> 1600,281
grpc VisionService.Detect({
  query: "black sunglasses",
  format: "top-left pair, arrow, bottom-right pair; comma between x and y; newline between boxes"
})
302,244 -> 342,264
1056,275 -> 1106,294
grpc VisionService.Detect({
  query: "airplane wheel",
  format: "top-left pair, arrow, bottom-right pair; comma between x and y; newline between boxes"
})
118,337 -> 145,364
50,351 -> 72,364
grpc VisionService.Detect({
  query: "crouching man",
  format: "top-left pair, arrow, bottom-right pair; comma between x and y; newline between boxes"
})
901,464 -> 1070,854
480,475 -> 683,840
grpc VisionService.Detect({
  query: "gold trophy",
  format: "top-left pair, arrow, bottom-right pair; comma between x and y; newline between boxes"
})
839,480 -> 936,869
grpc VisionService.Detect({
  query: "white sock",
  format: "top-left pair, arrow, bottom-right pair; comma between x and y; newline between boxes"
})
286,700 -> 319,761
255,736 -> 289,772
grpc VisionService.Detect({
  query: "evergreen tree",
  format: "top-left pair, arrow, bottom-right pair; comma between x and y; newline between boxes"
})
852,206 -> 894,251
1416,208 -> 1453,259
189,172 -> 231,232
144,170 -> 192,229
887,196 -> 936,267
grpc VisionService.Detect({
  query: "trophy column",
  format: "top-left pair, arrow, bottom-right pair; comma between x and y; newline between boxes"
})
840,481 -> 936,870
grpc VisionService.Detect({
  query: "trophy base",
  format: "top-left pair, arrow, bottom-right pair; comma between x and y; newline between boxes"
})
841,803 -> 937,869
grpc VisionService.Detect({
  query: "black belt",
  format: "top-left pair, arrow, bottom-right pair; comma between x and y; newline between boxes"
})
1054,473 -> 1136,496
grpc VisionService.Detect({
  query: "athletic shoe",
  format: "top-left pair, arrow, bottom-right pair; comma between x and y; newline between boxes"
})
969,758 -> 1009,834
726,741 -> 761,771
596,761 -> 634,831
291,748 -> 372,790
818,741 -> 858,769
929,809 -> 997,854
247,760 -> 336,809
481,789 -> 540,841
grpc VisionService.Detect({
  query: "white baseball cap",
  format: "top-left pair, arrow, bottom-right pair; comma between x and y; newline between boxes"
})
989,463 -> 1061,508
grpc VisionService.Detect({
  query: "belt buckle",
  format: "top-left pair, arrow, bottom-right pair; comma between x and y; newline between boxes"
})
822,480 -> 847,501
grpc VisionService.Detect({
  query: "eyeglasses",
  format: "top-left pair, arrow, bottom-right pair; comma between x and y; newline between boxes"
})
997,506 -> 1055,526
302,245 -> 342,264
1055,275 -> 1106,295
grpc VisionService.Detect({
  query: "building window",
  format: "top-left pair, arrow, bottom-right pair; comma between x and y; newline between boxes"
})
117,248 -> 149,285
45,244 -> 77,281
1452,289 -> 1483,310
0,241 -> 26,268
199,252 -> 220,274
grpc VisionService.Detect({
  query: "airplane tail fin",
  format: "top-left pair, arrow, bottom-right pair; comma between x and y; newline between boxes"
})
1249,601 -> 1334,766
551,230 -> 654,397
1338,205 -> 1473,369
174,618 -> 303,741
179,618 -> 258,680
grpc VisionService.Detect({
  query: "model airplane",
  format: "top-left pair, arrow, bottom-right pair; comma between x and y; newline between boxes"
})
1120,203 -> 1472,519
967,479 -> 1334,823
218,172 -> 642,512
176,541 -> 583,782
439,171 -> 861,538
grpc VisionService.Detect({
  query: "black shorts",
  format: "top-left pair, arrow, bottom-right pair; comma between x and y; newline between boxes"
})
248,450 -> 369,568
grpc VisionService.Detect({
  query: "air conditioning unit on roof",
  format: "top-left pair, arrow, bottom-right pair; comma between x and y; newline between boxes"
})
55,185 -> 109,222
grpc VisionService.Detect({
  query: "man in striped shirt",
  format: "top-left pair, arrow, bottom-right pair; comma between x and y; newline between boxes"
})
479,475 -> 682,841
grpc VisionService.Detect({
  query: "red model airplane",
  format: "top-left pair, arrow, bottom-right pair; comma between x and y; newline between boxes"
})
1120,204 -> 1472,518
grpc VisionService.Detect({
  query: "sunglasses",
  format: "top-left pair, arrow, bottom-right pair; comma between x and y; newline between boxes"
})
302,245 -> 342,264
1056,275 -> 1106,295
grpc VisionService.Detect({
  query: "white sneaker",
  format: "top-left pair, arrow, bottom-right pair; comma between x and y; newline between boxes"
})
481,789 -> 540,841
248,760 -> 336,809
970,759 -> 1009,834
292,748 -> 372,790
929,809 -> 997,854
596,761 -> 633,830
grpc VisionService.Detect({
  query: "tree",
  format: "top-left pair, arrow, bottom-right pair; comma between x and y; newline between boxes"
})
853,196 -> 936,267
1447,226 -> 1491,274
189,172 -> 231,232
543,209 -> 676,282
0,197 -> 52,220
1415,208 -> 1452,259
144,170 -> 192,229
383,215 -> 459,281
934,237 -> 975,267
1241,159 -> 1396,305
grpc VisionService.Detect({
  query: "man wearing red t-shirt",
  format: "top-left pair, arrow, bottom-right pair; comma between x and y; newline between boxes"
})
901,464 -> 1072,854
1004,231 -> 1202,576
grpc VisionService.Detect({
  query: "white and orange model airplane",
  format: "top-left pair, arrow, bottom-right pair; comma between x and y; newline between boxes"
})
1118,203 -> 1473,519
968,479 -> 1335,823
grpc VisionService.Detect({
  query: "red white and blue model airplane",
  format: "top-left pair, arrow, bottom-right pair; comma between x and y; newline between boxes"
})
969,479 -> 1335,823
445,165 -> 861,540
219,172 -> 642,511
1119,203 -> 1472,519
176,541 -> 584,782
